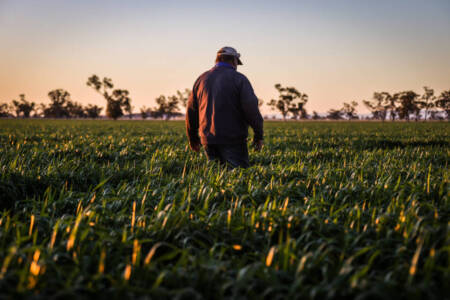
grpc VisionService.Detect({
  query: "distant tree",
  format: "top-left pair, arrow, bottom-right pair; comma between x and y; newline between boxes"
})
342,101 -> 359,120
396,91 -> 419,121
385,92 -> 398,121
0,103 -> 12,117
312,111 -> 321,120
66,101 -> 86,118
268,84 -> 308,120
435,90 -> 450,120
326,108 -> 344,120
154,95 -> 180,120
428,110 -> 443,120
84,104 -> 103,118
149,109 -> 163,119
44,89 -> 71,118
87,75 -> 131,120
140,106 -> 149,119
124,101 -> 133,119
418,87 -> 436,121
35,103 -> 47,118
177,89 -> 191,108
12,94 -> 36,118
363,92 -> 389,121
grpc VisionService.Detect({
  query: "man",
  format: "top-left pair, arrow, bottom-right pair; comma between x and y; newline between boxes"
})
186,46 -> 264,168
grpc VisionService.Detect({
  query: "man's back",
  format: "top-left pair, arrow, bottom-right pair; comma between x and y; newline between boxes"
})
186,47 -> 263,168
186,64 -> 263,145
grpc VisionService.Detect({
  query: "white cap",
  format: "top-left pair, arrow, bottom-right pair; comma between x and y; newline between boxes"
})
217,46 -> 243,65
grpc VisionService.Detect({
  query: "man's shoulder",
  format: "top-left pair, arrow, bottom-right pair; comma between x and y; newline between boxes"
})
235,71 -> 249,80
193,69 -> 212,87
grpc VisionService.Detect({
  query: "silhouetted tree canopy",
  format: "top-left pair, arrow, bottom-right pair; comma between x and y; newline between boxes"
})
342,101 -> 359,120
418,87 -> 436,121
0,103 -> 12,117
268,84 -> 308,120
312,111 -> 321,120
327,108 -> 344,120
84,104 -> 103,118
436,90 -> 450,120
12,94 -> 35,118
363,92 -> 390,121
395,91 -> 419,121
154,95 -> 180,120
87,75 -> 131,120
43,89 -> 71,118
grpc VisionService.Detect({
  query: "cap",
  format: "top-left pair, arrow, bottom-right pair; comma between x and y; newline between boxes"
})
217,46 -> 243,65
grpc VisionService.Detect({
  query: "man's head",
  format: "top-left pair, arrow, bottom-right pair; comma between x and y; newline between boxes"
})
216,46 -> 243,69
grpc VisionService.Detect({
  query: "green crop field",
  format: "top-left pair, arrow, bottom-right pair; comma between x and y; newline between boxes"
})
0,119 -> 448,299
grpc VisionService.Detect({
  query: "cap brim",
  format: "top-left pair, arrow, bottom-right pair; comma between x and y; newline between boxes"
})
237,57 -> 243,65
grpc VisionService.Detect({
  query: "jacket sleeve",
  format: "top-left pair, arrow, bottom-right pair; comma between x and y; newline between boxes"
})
239,76 -> 264,141
185,84 -> 201,145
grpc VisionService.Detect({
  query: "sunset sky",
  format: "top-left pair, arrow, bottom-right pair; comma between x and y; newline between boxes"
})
1,0 -> 449,115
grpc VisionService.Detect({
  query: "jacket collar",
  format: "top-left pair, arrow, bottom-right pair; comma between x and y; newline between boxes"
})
215,62 -> 235,69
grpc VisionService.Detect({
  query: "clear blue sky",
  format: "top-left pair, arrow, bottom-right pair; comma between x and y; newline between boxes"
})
1,0 -> 449,114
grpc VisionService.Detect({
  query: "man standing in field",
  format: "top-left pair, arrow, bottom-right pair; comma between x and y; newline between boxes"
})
186,47 -> 264,168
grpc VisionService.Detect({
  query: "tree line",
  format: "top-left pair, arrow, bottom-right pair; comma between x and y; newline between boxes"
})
267,84 -> 449,121
1,75 -> 449,121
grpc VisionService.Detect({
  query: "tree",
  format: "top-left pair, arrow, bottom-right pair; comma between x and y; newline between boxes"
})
12,94 -> 36,118
44,89 -> 71,118
385,92 -> 398,121
396,91 -> 419,121
0,103 -> 12,117
84,104 -> 103,118
428,110 -> 444,120
140,106 -> 149,119
177,89 -> 191,108
312,111 -> 321,120
154,95 -> 180,120
87,75 -> 132,120
363,92 -> 389,121
124,101 -> 133,119
66,101 -> 86,118
435,90 -> 450,120
342,101 -> 359,120
268,84 -> 308,120
326,108 -> 344,120
418,87 -> 436,121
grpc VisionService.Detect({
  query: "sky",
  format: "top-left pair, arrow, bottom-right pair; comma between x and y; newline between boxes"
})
1,0 -> 449,115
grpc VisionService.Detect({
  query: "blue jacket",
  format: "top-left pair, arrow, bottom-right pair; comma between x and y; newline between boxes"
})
186,65 -> 263,145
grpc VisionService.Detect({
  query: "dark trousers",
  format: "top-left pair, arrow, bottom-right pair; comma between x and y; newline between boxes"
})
204,143 -> 250,168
